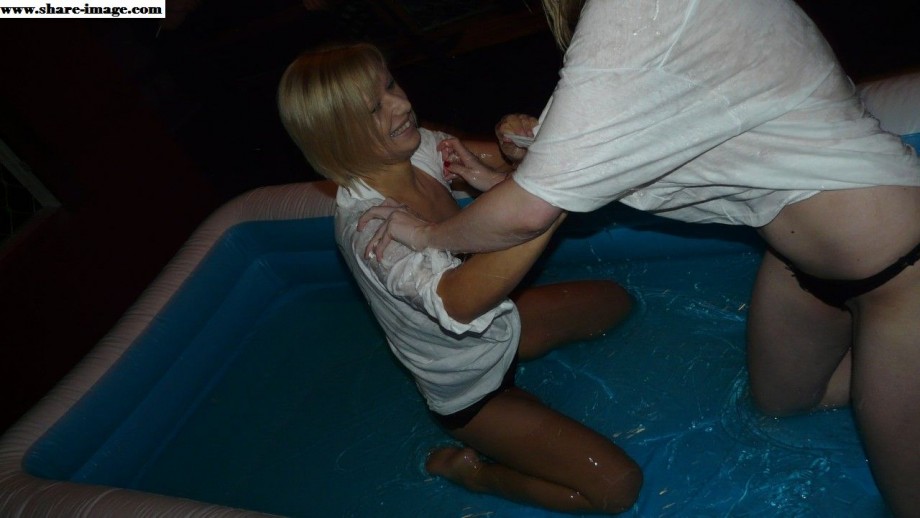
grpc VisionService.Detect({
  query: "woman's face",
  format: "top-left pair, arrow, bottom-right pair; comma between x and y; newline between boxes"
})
367,65 -> 420,162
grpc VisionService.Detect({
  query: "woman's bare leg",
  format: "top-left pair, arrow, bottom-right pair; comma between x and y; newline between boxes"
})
746,249 -> 853,415
822,349 -> 852,409
850,263 -> 920,518
748,247 -> 920,516
427,387 -> 642,514
513,280 -> 633,360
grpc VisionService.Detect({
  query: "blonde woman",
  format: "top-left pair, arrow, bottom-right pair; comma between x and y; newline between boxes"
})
278,43 -> 641,514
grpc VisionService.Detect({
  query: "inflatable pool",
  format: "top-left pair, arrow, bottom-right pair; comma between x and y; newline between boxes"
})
2,73 -> 916,517
0,178 -> 893,517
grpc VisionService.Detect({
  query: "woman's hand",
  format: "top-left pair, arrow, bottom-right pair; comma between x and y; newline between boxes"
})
495,113 -> 539,162
439,138 -> 508,192
358,198 -> 432,258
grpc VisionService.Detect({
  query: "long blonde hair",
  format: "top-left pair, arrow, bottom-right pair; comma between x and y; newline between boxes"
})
541,0 -> 587,50
277,43 -> 392,188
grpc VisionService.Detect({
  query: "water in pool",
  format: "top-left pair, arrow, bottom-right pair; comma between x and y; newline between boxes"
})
25,217 -> 886,517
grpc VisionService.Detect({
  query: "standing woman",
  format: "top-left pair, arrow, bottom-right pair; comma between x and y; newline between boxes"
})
361,1 -> 920,515
278,43 -> 642,514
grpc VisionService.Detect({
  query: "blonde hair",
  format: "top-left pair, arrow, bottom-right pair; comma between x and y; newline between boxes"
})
278,43 -> 392,187
541,0 -> 586,51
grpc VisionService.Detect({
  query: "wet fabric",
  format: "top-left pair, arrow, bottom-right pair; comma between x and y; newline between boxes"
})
335,128 -> 520,415
515,0 -> 920,226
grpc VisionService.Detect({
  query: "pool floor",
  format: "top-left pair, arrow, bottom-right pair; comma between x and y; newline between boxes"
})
63,251 -> 888,516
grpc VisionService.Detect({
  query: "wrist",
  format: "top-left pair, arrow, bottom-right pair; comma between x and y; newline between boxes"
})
409,222 -> 433,251
489,171 -> 510,191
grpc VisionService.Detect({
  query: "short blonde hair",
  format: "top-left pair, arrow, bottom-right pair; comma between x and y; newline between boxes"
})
278,43 -> 392,187
542,0 -> 586,51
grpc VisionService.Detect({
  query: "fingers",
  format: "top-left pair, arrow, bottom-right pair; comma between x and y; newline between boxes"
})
437,137 -> 459,155
495,114 -> 537,162
438,138 -> 470,158
447,164 -> 475,183
499,140 -> 528,163
357,203 -> 399,231
495,113 -> 537,141
362,209 -> 398,260
358,199 -> 428,259
439,138 -> 461,178
365,220 -> 394,260
450,140 -> 477,163
440,138 -> 486,183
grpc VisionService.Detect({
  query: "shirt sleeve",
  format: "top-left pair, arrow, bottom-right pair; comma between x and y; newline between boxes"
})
349,212 -> 515,335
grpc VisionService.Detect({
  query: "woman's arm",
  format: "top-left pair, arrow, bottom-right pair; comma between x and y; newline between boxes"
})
359,177 -> 563,256
460,139 -> 516,173
440,138 -> 511,193
436,213 -> 566,323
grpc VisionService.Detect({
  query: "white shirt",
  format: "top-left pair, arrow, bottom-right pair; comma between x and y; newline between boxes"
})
514,0 -> 920,226
334,128 -> 520,415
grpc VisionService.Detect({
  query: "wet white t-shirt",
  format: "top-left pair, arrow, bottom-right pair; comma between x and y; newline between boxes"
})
335,128 -> 520,415
514,0 -> 920,226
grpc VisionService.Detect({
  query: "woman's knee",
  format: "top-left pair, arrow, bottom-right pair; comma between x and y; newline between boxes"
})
599,280 -> 633,309
587,280 -> 634,329
584,463 -> 643,513
748,380 -> 823,417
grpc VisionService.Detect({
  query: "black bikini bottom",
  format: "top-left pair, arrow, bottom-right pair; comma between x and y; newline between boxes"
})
430,356 -> 519,430
773,242 -> 920,309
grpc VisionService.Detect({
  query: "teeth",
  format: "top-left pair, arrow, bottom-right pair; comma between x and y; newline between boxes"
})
390,119 -> 411,137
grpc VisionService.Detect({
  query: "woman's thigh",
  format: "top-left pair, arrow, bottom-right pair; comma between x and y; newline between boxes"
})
847,255 -> 920,517
452,388 -> 639,499
849,261 -> 920,443
746,249 -> 853,415
513,280 -> 632,360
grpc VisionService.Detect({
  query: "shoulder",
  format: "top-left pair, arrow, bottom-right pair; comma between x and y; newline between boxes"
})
568,0 -> 687,69
334,199 -> 422,276
412,127 -> 453,186
419,126 -> 451,147
334,185 -> 382,249
415,127 -> 451,165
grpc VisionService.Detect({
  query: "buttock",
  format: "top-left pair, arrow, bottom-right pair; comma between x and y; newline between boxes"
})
431,356 -> 519,430
772,242 -> 920,309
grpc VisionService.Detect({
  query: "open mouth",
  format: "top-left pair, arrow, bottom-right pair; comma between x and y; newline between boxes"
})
390,110 -> 418,138
390,118 -> 414,138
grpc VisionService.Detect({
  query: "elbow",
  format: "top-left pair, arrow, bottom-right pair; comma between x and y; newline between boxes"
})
441,292 -> 487,324
509,191 -> 563,241
446,309 -> 476,325
437,272 -> 484,325
441,295 -> 473,324
443,302 -> 485,326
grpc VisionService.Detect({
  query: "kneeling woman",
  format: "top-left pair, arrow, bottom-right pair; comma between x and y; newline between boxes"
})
278,43 -> 641,514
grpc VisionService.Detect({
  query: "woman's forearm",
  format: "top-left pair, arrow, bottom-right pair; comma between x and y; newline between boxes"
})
358,177 -> 562,267
426,178 -> 562,254
437,212 -> 566,323
460,140 -> 515,174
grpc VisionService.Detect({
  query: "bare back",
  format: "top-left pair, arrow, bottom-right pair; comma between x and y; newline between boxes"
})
760,185 -> 920,279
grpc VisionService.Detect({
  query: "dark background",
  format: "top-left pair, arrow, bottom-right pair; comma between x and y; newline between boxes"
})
1,0 -> 918,434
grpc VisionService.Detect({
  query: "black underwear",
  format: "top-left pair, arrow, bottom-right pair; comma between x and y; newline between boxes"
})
431,356 -> 519,430
774,242 -> 920,309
